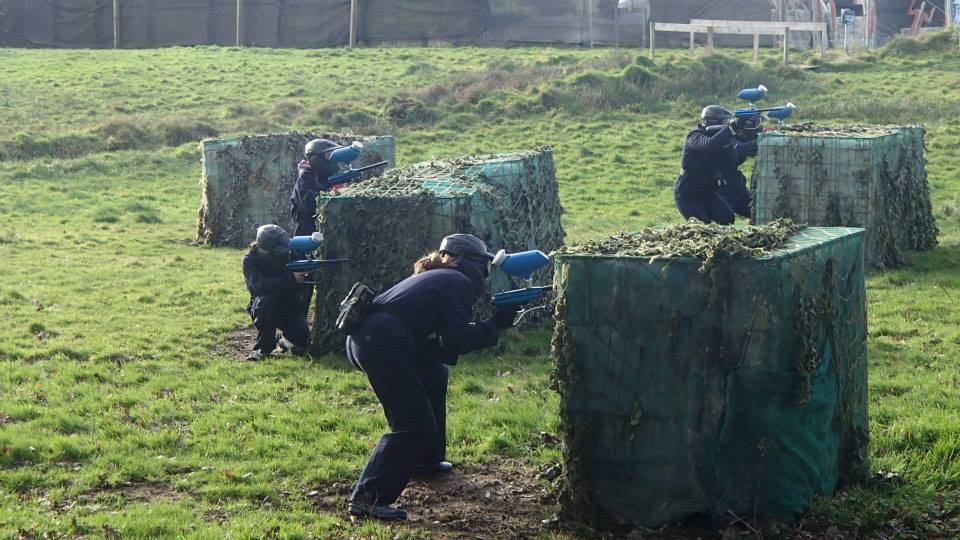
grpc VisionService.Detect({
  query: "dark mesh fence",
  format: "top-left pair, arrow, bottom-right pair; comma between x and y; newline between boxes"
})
0,0 -> 913,49
0,0 -> 648,48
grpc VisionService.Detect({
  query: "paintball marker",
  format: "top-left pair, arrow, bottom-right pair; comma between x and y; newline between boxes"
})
286,232 -> 348,282
491,249 -> 553,325
732,85 -> 797,139
324,141 -> 389,185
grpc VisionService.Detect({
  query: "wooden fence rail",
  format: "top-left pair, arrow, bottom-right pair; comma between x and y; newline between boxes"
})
649,20 -> 828,65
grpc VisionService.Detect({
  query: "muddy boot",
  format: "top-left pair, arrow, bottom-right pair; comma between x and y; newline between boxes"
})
347,500 -> 407,521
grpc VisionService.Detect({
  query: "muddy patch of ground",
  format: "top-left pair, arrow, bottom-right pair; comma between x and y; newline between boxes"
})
312,460 -> 558,539
211,324 -> 260,360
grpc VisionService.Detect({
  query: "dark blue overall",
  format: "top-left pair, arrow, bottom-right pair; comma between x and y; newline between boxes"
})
346,268 -> 500,507
242,247 -> 310,354
674,125 -> 739,225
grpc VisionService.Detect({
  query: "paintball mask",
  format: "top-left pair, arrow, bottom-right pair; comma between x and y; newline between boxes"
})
305,138 -> 339,175
439,233 -> 495,293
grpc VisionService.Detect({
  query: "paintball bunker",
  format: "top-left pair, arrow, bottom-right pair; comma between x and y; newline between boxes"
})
751,125 -> 938,269
309,148 -> 564,351
552,226 -> 869,528
195,132 -> 396,247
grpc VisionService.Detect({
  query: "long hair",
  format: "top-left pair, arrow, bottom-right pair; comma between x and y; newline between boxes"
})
413,251 -> 457,274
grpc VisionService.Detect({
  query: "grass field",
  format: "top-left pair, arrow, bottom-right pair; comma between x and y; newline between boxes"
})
2,32 -> 960,538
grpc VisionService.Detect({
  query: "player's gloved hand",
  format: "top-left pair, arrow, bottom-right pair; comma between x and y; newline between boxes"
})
491,305 -> 521,330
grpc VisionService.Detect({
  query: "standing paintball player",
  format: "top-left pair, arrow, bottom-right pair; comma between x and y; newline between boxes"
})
343,234 -> 520,521
289,138 -> 339,318
242,224 -> 311,361
291,138 -> 340,236
674,105 -> 747,225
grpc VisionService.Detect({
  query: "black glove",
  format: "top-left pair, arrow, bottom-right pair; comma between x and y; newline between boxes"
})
490,305 -> 520,330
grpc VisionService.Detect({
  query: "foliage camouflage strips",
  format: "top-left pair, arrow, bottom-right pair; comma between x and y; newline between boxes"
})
551,222 -> 869,528
751,125 -> 938,270
195,132 -> 396,246
310,148 -> 564,351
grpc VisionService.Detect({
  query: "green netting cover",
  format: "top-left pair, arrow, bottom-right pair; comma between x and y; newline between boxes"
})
552,227 -> 869,528
310,148 -> 564,352
751,125 -> 938,270
195,132 -> 396,247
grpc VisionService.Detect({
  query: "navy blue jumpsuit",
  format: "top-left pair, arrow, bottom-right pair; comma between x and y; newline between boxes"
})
717,138 -> 758,219
242,247 -> 311,355
674,125 -> 739,225
289,159 -> 338,317
289,159 -> 336,237
346,268 -> 501,507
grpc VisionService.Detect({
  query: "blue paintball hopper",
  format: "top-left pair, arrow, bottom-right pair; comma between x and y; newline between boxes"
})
288,232 -> 324,253
493,249 -> 551,281
737,84 -> 768,104
767,103 -> 796,123
492,286 -> 553,307
328,142 -> 363,165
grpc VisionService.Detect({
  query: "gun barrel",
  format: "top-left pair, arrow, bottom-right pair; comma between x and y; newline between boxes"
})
286,258 -> 349,272
492,286 -> 553,307
328,161 -> 389,184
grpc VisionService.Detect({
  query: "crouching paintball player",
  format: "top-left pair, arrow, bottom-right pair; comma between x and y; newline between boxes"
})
242,224 -> 311,361
342,234 -> 520,521
674,105 -> 743,225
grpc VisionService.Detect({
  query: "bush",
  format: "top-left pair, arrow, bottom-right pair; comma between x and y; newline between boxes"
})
153,117 -> 218,146
95,117 -> 148,151
382,96 -> 434,126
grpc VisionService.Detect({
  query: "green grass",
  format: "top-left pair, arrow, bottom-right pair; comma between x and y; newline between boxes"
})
2,31 -> 960,538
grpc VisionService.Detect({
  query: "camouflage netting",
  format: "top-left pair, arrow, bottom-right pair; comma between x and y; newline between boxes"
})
552,222 -> 869,529
195,132 -> 396,247
309,148 -> 564,352
751,125 -> 938,270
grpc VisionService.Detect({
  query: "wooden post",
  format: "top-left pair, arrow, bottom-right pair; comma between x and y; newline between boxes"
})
585,0 -> 594,48
707,25 -> 714,50
649,22 -> 655,59
236,0 -> 244,47
689,31 -> 695,51
947,0 -> 953,28
277,0 -> 285,47
349,0 -> 358,47
783,26 -> 790,64
863,0 -> 870,48
753,32 -> 760,63
113,0 -> 121,48
779,0 -> 786,21
820,25 -> 827,58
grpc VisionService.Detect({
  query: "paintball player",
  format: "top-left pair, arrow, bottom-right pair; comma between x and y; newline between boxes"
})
343,234 -> 520,521
289,138 -> 339,318
673,105 -> 741,225
242,224 -> 311,361
290,138 -> 339,237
